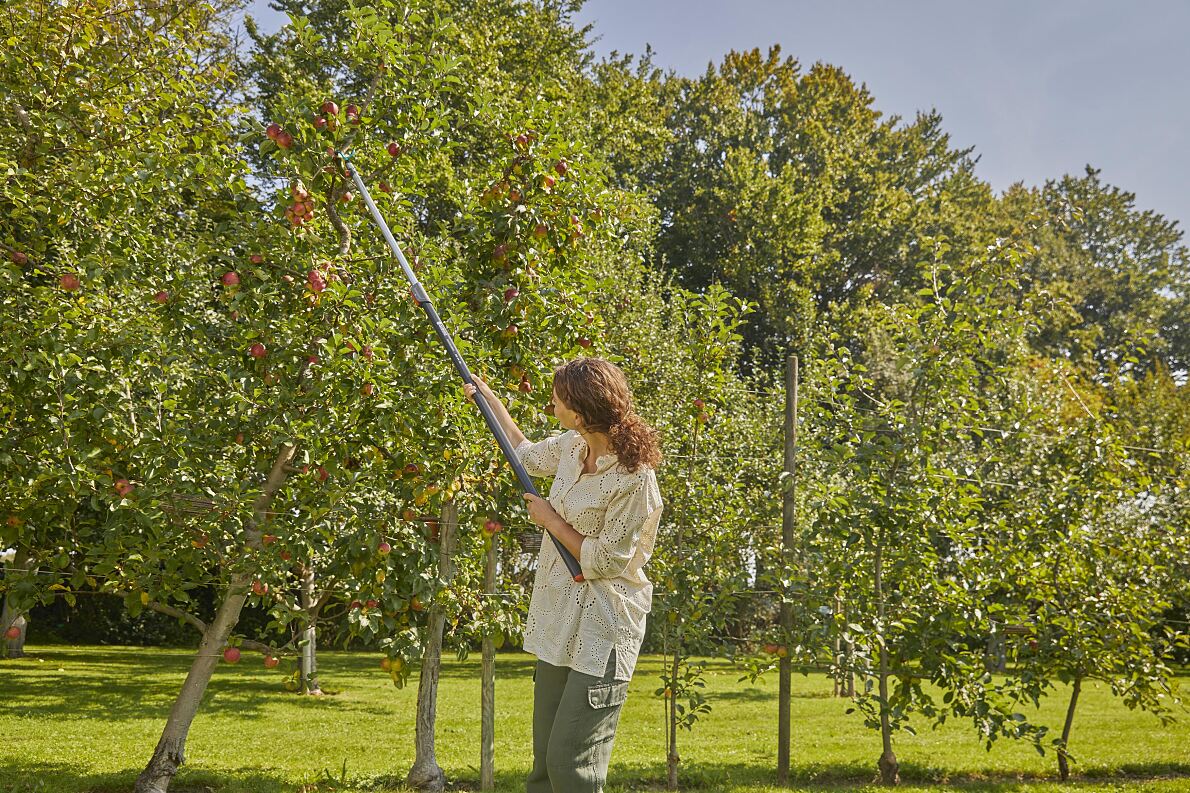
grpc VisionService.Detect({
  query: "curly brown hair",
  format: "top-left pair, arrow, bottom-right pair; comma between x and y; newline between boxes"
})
551,357 -> 662,473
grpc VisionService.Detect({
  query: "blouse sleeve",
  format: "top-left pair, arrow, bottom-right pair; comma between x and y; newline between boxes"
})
514,430 -> 571,477
579,469 -> 663,581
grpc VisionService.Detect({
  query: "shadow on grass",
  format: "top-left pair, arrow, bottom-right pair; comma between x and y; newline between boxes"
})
2,759 -> 1189,793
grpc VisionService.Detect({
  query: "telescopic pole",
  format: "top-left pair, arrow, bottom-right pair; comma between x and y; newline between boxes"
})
337,150 -> 585,582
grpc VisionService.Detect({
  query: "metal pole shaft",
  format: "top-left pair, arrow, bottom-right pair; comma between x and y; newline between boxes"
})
341,155 -> 584,582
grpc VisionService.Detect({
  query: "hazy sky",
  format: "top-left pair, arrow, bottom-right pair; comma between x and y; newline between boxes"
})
244,0 -> 1189,234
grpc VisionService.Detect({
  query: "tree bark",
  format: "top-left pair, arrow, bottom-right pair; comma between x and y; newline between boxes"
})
299,564 -> 322,695
874,539 -> 898,786
406,500 -> 457,792
2,550 -> 32,659
1057,676 -> 1082,781
134,444 -> 296,793
480,536 -> 497,791
666,648 -> 680,791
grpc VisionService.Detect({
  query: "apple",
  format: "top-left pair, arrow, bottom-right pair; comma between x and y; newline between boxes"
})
504,287 -> 519,302
533,223 -> 549,239
410,596 -> 425,611
60,273 -> 81,291
404,463 -> 420,477
378,181 -> 393,194
314,115 -> 327,131
361,383 -> 375,397
387,141 -> 402,157
265,123 -> 282,139
492,244 -> 508,263
554,160 -> 568,176
514,133 -> 530,149
508,189 -> 522,204
345,104 -> 360,121
350,600 -> 363,610
153,290 -> 169,304
696,412 -> 708,424
321,100 -> 339,116
252,580 -> 268,596
317,466 -> 329,482
192,534 -> 208,549
249,253 -> 264,265
222,647 -> 241,664
5,626 -> 21,640
365,599 -> 379,609
279,550 -> 292,562
307,270 -> 327,293
541,175 -> 555,191
577,337 -> 592,349
378,541 -> 392,555
340,191 -> 353,203
361,345 -> 373,359
692,398 -> 705,409
263,655 -> 279,669
503,324 -> 518,338
776,646 -> 788,658
10,250 -> 29,266
235,433 -> 245,445
482,519 -> 503,537
763,643 -> 779,655
114,479 -> 134,497
276,131 -> 293,149
262,533 -> 276,545
249,342 -> 267,359
221,271 -> 240,286
306,354 -> 319,365
519,379 -> 533,393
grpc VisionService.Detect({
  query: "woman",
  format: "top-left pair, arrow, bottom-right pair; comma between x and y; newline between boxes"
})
465,357 -> 663,793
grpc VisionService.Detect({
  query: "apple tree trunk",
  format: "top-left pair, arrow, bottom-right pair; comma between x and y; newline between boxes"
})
1057,675 -> 1082,781
2,550 -> 32,659
300,564 -> 322,695
874,538 -> 899,786
480,536 -> 497,791
406,500 -> 457,793
134,444 -> 296,793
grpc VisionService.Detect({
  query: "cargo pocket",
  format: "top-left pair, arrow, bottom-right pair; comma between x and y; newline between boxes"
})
587,680 -> 629,710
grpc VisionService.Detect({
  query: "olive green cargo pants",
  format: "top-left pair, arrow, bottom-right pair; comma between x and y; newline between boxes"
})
527,647 -> 629,793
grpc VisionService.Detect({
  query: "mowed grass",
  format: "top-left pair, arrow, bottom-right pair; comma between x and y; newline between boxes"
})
0,646 -> 1187,793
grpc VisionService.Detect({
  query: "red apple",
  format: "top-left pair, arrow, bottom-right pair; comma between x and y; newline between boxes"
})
482,519 -> 503,536
265,123 -> 281,139
262,533 -> 276,545
554,160 -> 568,176
263,655 -> 279,669
321,100 -> 339,116
60,273 -> 81,291
10,250 -> 29,266
279,550 -> 292,562
404,463 -> 420,477
361,383 -> 375,397
252,580 -> 268,596
345,103 -> 360,120
317,466 -> 329,482
350,600 -> 363,610
503,324 -> 518,338
361,345 -> 373,359
519,379 -> 533,393
235,433 -> 245,445
223,647 -> 241,664
5,626 -> 20,640
577,337 -> 592,348
410,596 -> 425,612
276,131 -> 293,149
249,253 -> 264,265
696,412 -> 708,424
692,398 -> 705,409
249,343 -> 267,359
153,290 -> 169,304
514,133 -> 530,148
533,223 -> 549,239
314,115 -> 327,131
340,191 -> 353,203
378,181 -> 393,194
508,189 -> 522,204
221,271 -> 240,287
386,141 -> 402,157
378,541 -> 392,555
307,270 -> 327,293
504,287 -> 519,302
114,479 -> 134,497
365,599 -> 379,609
492,244 -> 508,263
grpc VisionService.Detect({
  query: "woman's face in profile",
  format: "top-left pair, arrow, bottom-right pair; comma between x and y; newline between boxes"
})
549,388 -> 582,431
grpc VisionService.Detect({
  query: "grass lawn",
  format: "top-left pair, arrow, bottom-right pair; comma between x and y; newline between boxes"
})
0,645 -> 1186,792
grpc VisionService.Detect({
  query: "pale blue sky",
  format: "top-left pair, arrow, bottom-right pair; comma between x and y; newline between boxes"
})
244,0 -> 1189,233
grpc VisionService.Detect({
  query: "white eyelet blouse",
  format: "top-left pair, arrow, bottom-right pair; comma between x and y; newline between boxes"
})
516,429 -> 663,682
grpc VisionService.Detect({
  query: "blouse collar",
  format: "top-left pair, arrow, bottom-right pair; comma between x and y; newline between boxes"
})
573,433 -> 618,469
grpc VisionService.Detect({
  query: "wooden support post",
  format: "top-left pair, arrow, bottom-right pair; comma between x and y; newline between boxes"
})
480,536 -> 498,790
777,353 -> 798,785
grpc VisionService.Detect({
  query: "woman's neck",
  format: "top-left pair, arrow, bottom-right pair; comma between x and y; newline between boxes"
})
579,430 -> 612,461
